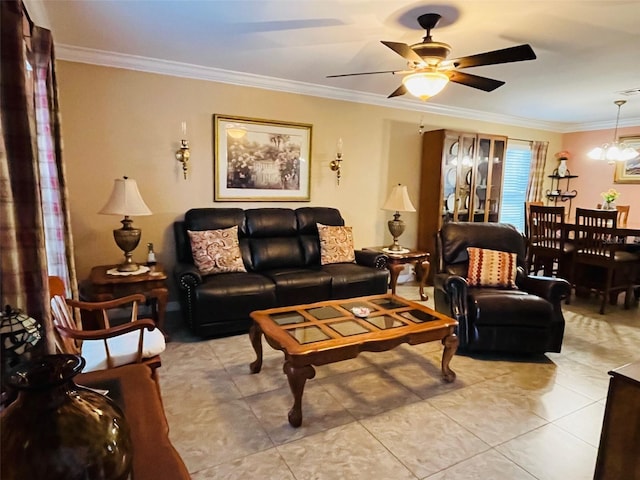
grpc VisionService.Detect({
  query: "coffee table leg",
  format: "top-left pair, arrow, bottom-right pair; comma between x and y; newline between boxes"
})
283,361 -> 316,428
249,322 -> 263,373
441,333 -> 459,383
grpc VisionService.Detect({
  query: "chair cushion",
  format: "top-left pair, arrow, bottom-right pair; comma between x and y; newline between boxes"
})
467,247 -> 517,288
81,328 -> 166,373
469,289 -> 553,328
317,223 -> 355,265
188,225 -> 247,274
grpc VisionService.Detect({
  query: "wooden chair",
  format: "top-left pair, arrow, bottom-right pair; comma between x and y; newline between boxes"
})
596,204 -> 630,227
526,204 -> 573,278
49,277 -> 165,375
615,205 -> 630,227
524,201 -> 544,240
570,209 -> 640,314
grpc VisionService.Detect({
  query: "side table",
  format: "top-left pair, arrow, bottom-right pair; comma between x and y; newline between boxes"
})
365,247 -> 430,301
86,264 -> 169,338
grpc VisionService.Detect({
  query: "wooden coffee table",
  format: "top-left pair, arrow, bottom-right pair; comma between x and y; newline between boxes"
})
249,294 -> 458,427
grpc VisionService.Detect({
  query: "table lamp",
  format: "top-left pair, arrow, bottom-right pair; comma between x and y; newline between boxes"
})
99,177 -> 152,272
382,184 -> 416,253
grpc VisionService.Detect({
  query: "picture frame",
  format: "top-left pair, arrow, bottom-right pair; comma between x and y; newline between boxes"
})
614,135 -> 640,184
213,114 -> 312,201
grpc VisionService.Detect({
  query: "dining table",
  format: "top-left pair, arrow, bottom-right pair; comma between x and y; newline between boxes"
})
563,219 -> 640,243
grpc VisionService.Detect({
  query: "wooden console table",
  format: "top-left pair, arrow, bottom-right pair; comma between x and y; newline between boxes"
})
77,364 -> 190,480
85,264 -> 169,337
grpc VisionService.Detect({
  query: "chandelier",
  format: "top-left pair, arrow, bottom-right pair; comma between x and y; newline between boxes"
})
587,100 -> 639,164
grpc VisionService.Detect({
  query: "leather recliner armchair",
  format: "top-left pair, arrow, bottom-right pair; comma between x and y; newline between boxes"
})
434,222 -> 571,354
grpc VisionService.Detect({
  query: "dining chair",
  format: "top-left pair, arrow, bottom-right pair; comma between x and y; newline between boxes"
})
570,209 -> 640,314
526,204 -> 573,278
49,276 -> 165,375
615,205 -> 630,227
524,201 -> 544,240
596,204 -> 630,227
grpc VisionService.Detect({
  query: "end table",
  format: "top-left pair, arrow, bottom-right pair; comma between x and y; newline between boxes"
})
365,247 -> 430,301
86,264 -> 169,339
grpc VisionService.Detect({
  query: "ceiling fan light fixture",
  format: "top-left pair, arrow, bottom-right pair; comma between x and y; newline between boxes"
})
402,71 -> 449,100
587,100 -> 639,163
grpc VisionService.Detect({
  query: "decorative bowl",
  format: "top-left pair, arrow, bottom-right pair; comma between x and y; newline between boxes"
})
351,307 -> 371,318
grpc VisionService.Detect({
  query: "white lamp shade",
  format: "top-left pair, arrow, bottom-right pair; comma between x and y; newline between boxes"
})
402,72 -> 449,100
383,185 -> 416,212
99,177 -> 152,216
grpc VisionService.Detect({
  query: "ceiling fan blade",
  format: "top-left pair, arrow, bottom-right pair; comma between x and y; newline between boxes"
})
381,41 -> 424,64
451,44 -> 536,69
387,84 -> 407,98
326,70 -> 401,78
448,71 -> 505,92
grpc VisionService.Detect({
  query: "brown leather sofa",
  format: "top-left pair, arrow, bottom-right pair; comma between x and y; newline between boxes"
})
434,222 -> 571,354
174,207 -> 389,337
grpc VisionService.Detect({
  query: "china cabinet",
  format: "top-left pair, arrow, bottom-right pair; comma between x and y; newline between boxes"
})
417,129 -> 507,279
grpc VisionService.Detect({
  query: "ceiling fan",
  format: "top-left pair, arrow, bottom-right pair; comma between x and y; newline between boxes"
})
327,13 -> 537,100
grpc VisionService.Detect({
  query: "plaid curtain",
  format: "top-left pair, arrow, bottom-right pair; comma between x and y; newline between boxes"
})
1,0 -> 77,354
526,141 -> 548,202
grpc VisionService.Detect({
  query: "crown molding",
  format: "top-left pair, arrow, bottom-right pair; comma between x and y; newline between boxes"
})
57,44 -> 630,134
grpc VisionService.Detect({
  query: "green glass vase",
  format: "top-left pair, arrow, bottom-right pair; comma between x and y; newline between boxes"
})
0,354 -> 132,480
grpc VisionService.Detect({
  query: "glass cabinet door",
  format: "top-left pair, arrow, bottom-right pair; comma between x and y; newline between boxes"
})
475,135 -> 506,222
442,133 -> 459,223
487,138 -> 505,222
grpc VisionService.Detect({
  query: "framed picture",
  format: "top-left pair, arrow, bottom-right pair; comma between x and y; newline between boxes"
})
213,114 -> 312,201
614,135 -> 640,184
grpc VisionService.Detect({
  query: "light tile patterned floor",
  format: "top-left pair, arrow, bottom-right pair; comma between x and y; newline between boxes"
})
159,284 -> 640,479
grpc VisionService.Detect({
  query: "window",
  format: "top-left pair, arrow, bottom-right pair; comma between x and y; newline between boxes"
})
499,141 -> 532,232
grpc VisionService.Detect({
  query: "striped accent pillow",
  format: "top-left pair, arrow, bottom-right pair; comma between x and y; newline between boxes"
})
466,247 -> 517,289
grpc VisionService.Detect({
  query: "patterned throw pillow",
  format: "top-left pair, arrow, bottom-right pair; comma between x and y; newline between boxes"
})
466,247 -> 517,288
317,223 -> 356,265
187,226 -> 246,274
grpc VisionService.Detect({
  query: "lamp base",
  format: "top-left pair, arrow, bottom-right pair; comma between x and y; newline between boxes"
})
113,217 -> 142,272
117,256 -> 140,273
387,214 -> 407,253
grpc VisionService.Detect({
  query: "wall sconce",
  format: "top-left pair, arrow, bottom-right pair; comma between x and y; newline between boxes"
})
175,121 -> 190,179
329,138 -> 343,185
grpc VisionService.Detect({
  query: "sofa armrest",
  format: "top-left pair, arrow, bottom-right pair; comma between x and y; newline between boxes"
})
355,250 -> 388,269
174,262 -> 202,290
518,274 -> 571,306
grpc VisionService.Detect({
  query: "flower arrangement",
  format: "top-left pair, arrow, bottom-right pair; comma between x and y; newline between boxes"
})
601,188 -> 620,204
554,150 -> 571,161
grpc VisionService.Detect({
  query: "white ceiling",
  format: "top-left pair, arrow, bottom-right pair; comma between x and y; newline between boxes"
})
29,0 -> 640,132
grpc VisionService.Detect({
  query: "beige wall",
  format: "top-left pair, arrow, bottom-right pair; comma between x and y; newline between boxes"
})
561,127 -> 640,220
57,61 -> 563,296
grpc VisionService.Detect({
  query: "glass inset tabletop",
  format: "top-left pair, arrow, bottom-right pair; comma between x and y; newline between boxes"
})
365,315 -> 405,330
369,298 -> 409,310
272,312 -> 307,326
340,300 -> 376,312
287,326 -> 331,344
399,309 -> 438,323
306,306 -> 343,320
328,320 -> 371,337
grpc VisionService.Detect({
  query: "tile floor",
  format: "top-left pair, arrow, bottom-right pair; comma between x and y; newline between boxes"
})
159,284 -> 639,479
